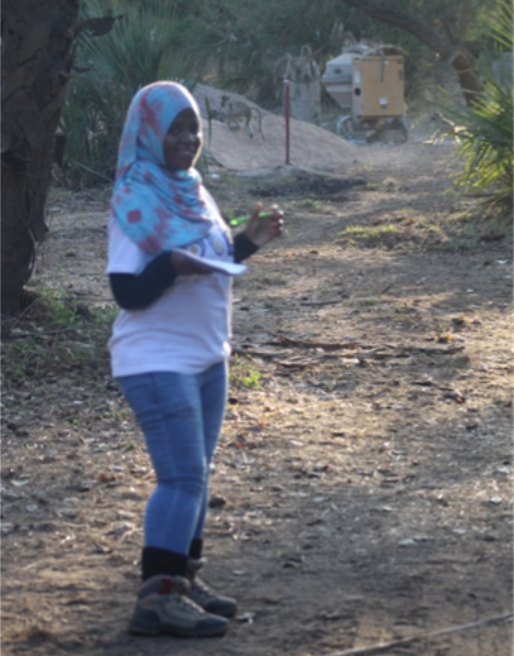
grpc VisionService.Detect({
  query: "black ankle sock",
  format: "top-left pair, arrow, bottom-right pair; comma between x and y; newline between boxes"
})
142,546 -> 188,581
188,538 -> 203,560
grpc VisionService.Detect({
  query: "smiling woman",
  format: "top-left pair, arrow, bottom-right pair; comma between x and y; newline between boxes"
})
105,80 -> 283,639
163,108 -> 202,171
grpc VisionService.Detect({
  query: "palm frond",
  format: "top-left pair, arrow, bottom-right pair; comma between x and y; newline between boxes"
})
447,0 -> 513,217
61,2 -> 199,188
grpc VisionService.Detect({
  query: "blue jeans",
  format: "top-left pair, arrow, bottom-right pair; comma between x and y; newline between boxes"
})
117,361 -> 227,555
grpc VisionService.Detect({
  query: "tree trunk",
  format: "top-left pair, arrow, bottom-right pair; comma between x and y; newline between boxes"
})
1,0 -> 80,313
338,0 -> 483,105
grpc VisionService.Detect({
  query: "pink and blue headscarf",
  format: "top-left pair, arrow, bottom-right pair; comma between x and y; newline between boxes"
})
110,82 -> 214,255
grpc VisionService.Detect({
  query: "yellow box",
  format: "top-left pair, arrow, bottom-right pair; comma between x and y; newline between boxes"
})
352,56 -> 406,119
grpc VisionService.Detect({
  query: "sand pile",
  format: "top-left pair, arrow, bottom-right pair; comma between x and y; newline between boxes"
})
193,83 -> 360,173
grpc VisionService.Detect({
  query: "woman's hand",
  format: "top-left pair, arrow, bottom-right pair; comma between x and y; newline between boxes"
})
243,203 -> 284,248
170,251 -> 211,275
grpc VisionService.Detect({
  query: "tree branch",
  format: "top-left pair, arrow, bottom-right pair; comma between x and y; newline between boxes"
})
323,612 -> 513,656
337,0 -> 482,103
338,0 -> 452,57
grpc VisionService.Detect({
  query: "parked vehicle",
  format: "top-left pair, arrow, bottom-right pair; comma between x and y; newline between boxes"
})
322,44 -> 408,143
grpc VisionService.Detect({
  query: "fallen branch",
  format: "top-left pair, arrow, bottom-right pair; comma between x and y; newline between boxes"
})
1,327 -> 79,340
233,337 -> 465,363
231,346 -> 291,359
300,299 -> 344,306
357,344 -> 465,361
322,611 -> 513,656
272,335 -> 465,357
398,344 -> 465,355
275,335 -> 359,350
276,358 -> 319,369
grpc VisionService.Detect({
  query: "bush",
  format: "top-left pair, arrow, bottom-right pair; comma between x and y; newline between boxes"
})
450,0 -> 513,219
60,1 -> 198,188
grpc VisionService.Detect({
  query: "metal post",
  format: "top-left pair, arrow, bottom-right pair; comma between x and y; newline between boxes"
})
284,79 -> 290,165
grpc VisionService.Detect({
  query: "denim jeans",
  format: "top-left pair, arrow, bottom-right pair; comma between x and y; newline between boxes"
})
117,361 -> 227,555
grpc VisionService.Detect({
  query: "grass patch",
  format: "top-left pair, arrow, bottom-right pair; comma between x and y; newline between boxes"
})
229,355 -> 261,390
2,283 -> 117,389
336,224 -> 404,249
294,198 -> 323,210
254,272 -> 289,288
346,297 -> 385,307
334,202 -> 511,252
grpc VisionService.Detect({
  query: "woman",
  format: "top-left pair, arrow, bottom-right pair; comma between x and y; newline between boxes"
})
106,81 -> 283,638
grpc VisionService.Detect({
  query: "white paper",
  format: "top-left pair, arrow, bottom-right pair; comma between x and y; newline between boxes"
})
174,249 -> 247,276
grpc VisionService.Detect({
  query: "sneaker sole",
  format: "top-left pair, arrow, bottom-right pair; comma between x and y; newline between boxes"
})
129,623 -> 229,638
129,613 -> 229,638
203,600 -> 238,618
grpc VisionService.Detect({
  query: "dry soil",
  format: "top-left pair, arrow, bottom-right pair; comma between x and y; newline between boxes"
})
1,132 -> 513,656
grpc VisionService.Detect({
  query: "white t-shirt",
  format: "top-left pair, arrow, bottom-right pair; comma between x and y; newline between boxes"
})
106,194 -> 234,377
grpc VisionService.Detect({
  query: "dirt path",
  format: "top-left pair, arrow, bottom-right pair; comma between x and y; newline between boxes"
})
1,142 -> 512,656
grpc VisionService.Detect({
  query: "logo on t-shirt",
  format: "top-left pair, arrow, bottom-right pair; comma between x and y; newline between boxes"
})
212,236 -> 225,256
186,241 -> 205,257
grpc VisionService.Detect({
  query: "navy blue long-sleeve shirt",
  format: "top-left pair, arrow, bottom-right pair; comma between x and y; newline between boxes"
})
109,232 -> 258,310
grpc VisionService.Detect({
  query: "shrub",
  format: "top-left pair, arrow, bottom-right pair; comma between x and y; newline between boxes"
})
60,1 -> 197,188
450,0 -> 513,219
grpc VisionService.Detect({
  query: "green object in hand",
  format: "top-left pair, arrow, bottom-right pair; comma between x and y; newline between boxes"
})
229,211 -> 273,227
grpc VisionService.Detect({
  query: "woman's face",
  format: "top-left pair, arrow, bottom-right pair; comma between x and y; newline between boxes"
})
163,108 -> 202,171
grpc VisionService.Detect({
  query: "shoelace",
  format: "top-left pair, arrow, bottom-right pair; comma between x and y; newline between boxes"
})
156,577 -> 206,615
165,589 -> 206,616
191,578 -> 215,599
179,595 -> 207,616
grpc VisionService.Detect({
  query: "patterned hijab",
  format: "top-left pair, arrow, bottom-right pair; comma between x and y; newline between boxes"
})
110,82 -> 214,255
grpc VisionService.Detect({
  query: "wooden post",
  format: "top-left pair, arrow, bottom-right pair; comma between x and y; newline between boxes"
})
284,79 -> 290,165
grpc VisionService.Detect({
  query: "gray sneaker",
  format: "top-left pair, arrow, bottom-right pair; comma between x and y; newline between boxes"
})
187,559 -> 238,618
129,575 -> 229,637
